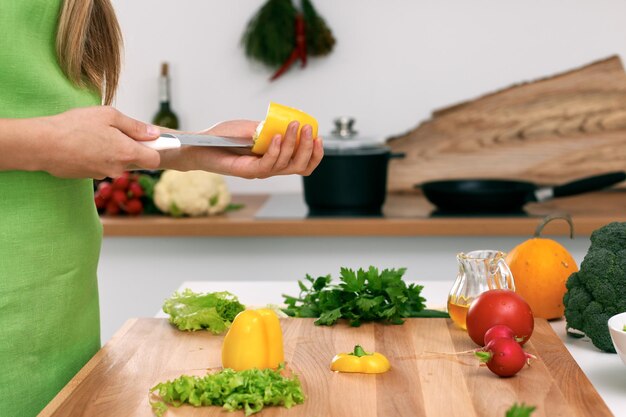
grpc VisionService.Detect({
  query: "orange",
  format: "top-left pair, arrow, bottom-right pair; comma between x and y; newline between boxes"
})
505,214 -> 579,319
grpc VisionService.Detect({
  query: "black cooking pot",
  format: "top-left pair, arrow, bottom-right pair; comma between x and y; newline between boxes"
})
303,117 -> 404,216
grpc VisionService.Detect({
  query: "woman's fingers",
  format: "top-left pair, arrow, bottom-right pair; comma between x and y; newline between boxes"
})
272,121 -> 299,171
289,124 -> 315,173
302,137 -> 324,176
110,130 -> 161,171
256,135 -> 282,178
110,107 -> 161,141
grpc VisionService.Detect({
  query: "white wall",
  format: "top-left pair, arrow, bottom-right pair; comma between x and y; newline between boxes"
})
100,1 -> 616,341
98,235 -> 591,342
110,0 -> 626,194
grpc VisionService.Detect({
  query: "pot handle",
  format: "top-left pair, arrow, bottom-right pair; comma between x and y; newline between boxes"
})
389,152 -> 406,160
536,171 -> 626,201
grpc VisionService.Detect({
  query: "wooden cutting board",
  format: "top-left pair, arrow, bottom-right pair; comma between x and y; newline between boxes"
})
39,318 -> 612,417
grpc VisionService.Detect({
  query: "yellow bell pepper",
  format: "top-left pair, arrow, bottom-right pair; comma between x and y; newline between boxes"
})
251,102 -> 319,155
330,345 -> 391,374
221,308 -> 284,371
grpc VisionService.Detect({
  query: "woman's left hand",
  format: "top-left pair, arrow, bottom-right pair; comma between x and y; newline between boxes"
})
158,119 -> 323,178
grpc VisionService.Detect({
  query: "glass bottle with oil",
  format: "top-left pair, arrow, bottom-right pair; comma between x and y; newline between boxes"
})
447,250 -> 515,330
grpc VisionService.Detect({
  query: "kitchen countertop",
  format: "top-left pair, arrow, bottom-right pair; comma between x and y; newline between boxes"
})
155,280 -> 626,417
101,190 -> 626,237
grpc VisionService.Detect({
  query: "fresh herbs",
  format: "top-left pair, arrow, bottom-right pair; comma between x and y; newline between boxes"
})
150,366 -> 304,416
282,266 -> 449,326
506,403 -> 536,417
162,289 -> 245,333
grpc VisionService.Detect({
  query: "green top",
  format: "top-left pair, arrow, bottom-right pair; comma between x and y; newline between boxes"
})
0,1 -> 102,416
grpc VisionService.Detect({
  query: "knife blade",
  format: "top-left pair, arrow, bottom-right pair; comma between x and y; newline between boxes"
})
141,133 -> 253,150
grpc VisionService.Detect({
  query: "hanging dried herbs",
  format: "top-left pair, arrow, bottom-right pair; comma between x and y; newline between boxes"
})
241,0 -> 336,81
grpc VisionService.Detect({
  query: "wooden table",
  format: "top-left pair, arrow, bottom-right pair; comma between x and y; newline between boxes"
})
40,318 -> 612,417
40,279 -> 624,417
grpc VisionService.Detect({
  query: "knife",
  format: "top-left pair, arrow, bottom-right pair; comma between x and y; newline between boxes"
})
141,133 -> 253,151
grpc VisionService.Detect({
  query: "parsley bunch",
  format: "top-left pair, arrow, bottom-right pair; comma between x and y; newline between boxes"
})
506,403 -> 536,417
282,266 -> 449,326
150,366 -> 304,416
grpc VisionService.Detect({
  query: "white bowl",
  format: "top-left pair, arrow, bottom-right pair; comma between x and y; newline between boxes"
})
608,312 -> 626,365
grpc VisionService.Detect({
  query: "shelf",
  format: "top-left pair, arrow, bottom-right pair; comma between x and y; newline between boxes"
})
100,191 -> 626,237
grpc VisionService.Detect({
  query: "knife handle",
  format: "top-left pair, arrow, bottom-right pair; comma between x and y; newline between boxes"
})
140,136 -> 181,150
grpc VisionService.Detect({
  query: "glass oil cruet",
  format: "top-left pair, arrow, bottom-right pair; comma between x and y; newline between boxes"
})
447,250 -> 515,330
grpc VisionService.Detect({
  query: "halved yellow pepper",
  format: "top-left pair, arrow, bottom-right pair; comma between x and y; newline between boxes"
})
221,308 -> 284,371
251,102 -> 318,155
330,345 -> 391,374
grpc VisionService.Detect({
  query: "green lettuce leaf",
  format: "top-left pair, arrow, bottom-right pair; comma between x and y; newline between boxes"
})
162,289 -> 245,333
150,366 -> 304,416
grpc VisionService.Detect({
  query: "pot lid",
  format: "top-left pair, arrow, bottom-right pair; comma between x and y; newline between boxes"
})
323,117 -> 387,153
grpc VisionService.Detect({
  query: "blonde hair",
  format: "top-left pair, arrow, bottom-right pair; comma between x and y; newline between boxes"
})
56,0 -> 122,105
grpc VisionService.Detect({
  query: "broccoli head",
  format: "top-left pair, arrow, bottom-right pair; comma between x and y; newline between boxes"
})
563,222 -> 626,353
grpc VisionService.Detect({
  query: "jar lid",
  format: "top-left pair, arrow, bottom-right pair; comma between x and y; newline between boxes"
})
322,117 -> 387,154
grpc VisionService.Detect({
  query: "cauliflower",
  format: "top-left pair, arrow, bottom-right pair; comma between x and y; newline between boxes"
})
154,170 -> 232,217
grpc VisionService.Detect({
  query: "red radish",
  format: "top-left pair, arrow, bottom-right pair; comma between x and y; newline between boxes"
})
105,200 -> 120,215
483,324 -> 524,346
112,175 -> 130,191
475,337 -> 534,377
112,190 -> 127,205
128,182 -> 144,198
97,181 -> 113,200
125,198 -> 143,215
94,195 -> 107,210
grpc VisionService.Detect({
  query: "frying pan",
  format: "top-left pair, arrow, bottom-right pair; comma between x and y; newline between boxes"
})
416,172 -> 626,213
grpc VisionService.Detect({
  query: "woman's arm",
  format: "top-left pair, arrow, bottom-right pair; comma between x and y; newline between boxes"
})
158,119 -> 324,178
1,106 -> 323,180
0,106 -> 161,179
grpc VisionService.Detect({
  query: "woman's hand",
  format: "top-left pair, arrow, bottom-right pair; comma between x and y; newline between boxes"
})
159,119 -> 324,178
37,106 -> 161,179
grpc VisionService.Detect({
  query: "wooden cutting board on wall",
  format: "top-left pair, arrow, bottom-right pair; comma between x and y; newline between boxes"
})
387,55 -> 626,193
40,318 -> 611,417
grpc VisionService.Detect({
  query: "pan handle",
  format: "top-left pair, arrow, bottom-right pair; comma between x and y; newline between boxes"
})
545,171 -> 626,200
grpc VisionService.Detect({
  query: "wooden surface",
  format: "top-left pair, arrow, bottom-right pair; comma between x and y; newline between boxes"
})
100,191 -> 626,237
387,55 -> 626,193
40,318 -> 612,417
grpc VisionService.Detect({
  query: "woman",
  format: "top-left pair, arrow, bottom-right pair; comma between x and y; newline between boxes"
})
0,1 -> 323,415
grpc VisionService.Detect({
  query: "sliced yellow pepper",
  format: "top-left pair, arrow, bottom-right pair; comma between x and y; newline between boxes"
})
251,102 -> 319,155
330,345 -> 391,374
221,308 -> 284,371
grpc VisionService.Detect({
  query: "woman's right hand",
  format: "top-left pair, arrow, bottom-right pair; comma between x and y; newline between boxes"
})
38,106 -> 161,179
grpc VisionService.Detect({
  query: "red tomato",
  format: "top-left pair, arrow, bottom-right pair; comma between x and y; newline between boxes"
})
466,289 -> 534,346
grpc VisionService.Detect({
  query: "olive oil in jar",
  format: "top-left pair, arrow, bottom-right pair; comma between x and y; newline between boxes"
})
447,295 -> 472,330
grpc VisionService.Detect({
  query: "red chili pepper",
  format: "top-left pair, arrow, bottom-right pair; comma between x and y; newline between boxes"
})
270,14 -> 307,81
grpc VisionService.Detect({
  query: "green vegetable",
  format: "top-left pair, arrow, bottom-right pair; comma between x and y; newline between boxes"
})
150,365 -> 304,416
282,266 -> 449,326
623,324 -> 626,332
137,173 -> 162,214
162,289 -> 245,333
564,222 -> 626,352
506,403 -> 536,417
225,203 -> 245,212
